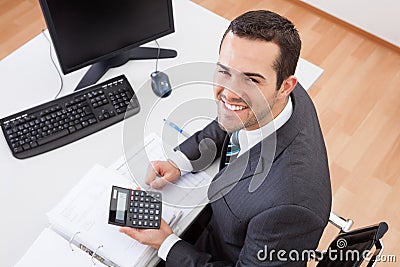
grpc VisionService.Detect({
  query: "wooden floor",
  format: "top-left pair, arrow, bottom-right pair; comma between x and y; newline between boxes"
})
1,0 -> 399,264
0,0 -> 45,60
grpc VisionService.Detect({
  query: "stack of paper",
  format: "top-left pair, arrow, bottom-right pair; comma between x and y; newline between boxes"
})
17,133 -> 213,267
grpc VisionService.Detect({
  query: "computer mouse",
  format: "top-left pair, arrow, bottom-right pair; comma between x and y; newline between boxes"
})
150,71 -> 172,98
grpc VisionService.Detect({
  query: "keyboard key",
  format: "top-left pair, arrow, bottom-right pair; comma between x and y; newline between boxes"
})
68,126 -> 76,133
30,141 -> 38,148
37,129 -> 69,145
14,147 -> 23,153
22,144 -> 30,150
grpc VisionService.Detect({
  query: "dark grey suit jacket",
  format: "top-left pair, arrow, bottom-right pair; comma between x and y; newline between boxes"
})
166,84 -> 332,266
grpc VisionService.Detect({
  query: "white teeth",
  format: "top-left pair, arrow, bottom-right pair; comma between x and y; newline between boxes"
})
224,102 -> 246,111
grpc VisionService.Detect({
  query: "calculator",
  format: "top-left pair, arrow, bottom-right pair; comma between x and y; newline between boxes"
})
108,186 -> 162,229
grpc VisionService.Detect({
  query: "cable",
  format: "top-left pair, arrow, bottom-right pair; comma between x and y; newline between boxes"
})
154,39 -> 161,72
42,30 -> 64,99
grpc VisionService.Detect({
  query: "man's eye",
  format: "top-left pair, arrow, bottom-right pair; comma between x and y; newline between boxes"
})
247,77 -> 259,84
218,70 -> 231,76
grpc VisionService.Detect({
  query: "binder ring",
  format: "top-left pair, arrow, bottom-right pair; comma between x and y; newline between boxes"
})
91,245 -> 103,265
69,231 -> 81,251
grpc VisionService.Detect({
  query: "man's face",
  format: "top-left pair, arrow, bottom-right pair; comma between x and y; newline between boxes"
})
214,32 -> 282,133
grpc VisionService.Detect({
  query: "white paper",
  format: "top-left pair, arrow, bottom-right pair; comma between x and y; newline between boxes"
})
15,228 -> 91,267
47,164 -> 175,267
114,133 -> 212,208
110,133 -> 214,266
20,132 -> 212,267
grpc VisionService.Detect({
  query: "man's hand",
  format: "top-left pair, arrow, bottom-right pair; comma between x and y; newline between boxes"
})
146,160 -> 181,189
119,219 -> 173,250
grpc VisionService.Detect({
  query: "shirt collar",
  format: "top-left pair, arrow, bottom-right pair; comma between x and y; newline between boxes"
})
237,96 -> 293,156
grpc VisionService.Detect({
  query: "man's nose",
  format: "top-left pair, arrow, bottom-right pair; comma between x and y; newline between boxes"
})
221,86 -> 242,101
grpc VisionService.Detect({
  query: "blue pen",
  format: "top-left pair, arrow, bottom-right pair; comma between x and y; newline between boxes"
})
163,118 -> 190,138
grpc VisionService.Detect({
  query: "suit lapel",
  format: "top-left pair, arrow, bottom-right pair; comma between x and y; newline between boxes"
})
209,142 -> 265,201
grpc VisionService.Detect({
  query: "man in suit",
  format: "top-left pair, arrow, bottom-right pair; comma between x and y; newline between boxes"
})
120,10 -> 331,266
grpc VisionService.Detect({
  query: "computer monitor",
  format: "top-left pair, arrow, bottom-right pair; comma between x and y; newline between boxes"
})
39,0 -> 177,90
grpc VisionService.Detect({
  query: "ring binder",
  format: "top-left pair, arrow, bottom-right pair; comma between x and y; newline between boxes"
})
91,245 -> 104,265
69,231 -> 80,251
18,164 -> 191,267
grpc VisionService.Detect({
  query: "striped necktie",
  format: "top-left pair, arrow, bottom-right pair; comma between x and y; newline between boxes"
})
225,131 -> 240,166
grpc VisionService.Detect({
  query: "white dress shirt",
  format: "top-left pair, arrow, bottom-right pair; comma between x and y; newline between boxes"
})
158,96 -> 293,261
237,95 -> 293,157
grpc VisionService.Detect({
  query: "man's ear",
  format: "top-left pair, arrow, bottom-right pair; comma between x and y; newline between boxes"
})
277,75 -> 297,99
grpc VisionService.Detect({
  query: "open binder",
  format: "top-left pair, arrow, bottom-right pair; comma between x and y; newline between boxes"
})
17,133 -> 212,267
16,165 -> 178,267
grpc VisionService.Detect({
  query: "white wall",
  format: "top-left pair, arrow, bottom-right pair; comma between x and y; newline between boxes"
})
300,0 -> 400,47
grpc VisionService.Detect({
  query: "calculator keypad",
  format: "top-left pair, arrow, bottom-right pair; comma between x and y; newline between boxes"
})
128,190 -> 162,229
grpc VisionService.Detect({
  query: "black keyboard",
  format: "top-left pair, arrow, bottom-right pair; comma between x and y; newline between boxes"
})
0,75 -> 140,159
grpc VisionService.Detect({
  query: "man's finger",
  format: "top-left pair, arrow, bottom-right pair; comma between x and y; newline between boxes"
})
119,227 -> 140,239
150,177 -> 168,189
145,162 -> 159,185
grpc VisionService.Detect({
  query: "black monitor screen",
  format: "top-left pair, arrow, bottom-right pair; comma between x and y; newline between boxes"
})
39,0 -> 174,74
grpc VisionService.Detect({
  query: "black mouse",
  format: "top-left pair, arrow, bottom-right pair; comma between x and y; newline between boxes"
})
150,71 -> 172,97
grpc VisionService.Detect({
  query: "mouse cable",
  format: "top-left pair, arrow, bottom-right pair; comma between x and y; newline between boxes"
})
154,39 -> 161,72
42,30 -> 64,99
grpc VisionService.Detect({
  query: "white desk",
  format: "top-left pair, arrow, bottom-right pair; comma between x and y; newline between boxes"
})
0,0 -> 323,266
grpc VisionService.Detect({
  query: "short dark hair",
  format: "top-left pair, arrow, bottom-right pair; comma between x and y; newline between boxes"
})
221,10 -> 301,89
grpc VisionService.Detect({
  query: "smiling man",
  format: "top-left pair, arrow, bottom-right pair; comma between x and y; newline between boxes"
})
214,37 -> 289,133
120,10 -> 332,266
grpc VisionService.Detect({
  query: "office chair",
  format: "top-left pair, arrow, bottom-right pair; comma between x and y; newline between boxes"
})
313,212 -> 389,267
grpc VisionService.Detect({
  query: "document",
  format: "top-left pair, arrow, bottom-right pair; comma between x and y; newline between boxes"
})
50,165 -> 182,266
18,165 -> 176,267
16,228 -> 90,267
18,133 -> 212,267
112,132 -> 212,208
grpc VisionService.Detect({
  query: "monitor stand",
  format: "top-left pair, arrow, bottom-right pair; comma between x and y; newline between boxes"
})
75,47 -> 177,91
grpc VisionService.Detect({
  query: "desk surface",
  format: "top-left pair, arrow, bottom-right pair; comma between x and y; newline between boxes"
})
0,0 -> 323,266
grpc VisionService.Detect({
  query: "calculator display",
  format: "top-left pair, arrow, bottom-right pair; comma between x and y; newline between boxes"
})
116,192 -> 127,221
109,187 -> 129,225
